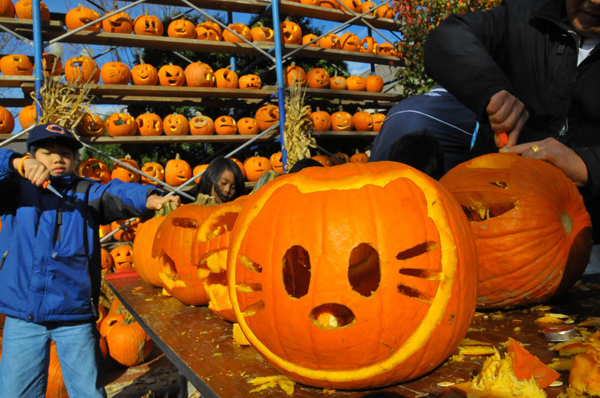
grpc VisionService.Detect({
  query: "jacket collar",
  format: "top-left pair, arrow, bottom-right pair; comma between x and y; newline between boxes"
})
532,0 -> 580,43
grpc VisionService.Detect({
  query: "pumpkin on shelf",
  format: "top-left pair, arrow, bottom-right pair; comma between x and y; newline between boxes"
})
18,104 -> 36,129
214,115 -> 237,136
311,108 -> 332,131
15,0 -> 49,20
165,154 -> 192,187
163,113 -> 189,136
251,22 -> 274,42
284,62 -> 307,87
300,0 -> 319,5
111,155 -> 140,183
110,243 -> 134,268
167,18 -> 196,39
320,0 -> 340,8
230,158 -> 246,180
101,10 -> 133,34
270,152 -> 284,174
280,20 -> 302,45
365,74 -> 384,92
244,153 -> 273,182
131,62 -> 158,86
350,149 -> 369,163
307,67 -> 330,89
361,0 -> 377,15
302,33 -> 320,47
195,21 -> 221,41
140,162 -> 165,186
0,0 -> 14,17
377,42 -> 396,56
331,108 -> 354,131
100,247 -> 114,273
192,164 -> 209,184
341,0 -> 362,12
237,117 -> 259,135
99,223 -> 112,240
158,64 -> 185,87
0,54 -> 32,75
339,32 -> 361,52
360,36 -> 378,53
189,112 -> 215,135
312,153 -> 332,167
0,106 -> 14,134
255,104 -> 279,132
64,56 -> 100,84
185,61 -> 215,88
377,4 -> 396,18
320,33 -> 340,49
330,152 -> 350,165
330,74 -> 347,90
372,112 -> 386,131
76,158 -> 110,183
227,161 -> 477,389
38,53 -> 62,76
133,14 -> 163,36
106,112 -> 137,137
106,313 -> 154,367
238,74 -> 262,89
439,153 -> 593,309
223,23 -> 252,43
76,113 -> 105,137
100,61 -> 131,85
346,75 -> 366,91
65,4 -> 101,31
135,113 -> 163,136
353,109 -> 373,131
214,66 -> 239,89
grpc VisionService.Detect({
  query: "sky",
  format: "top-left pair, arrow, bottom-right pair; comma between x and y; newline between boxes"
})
3,0 -> 399,133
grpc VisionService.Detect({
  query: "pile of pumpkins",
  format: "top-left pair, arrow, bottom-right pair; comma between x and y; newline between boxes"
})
286,0 -> 396,20
311,107 -> 385,131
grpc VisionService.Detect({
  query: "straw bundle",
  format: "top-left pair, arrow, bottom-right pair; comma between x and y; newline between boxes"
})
283,82 -> 315,172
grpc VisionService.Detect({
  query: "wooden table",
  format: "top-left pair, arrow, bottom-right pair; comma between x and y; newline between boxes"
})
108,275 -> 600,397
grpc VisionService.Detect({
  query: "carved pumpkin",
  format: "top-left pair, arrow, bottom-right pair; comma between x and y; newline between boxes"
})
46,342 -> 68,398
215,115 -> 237,136
76,113 -> 105,137
227,161 -> 478,389
39,53 -> 62,76
214,66 -> 238,89
243,154 -> 273,182
285,63 -> 307,87
372,112 -> 385,131
167,19 -> 196,39
223,23 -> 252,43
133,14 -> 163,36
65,5 -> 101,31
0,54 -> 32,75
15,0 -> 49,19
163,113 -> 189,136
99,223 -> 112,240
439,153 -> 593,309
331,109 -> 354,131
361,0 -> 377,15
346,75 -> 366,91
132,208 -> 172,287
0,0 -> 14,17
255,104 -> 279,132
307,68 -> 330,89
189,113 -> 214,135
131,63 -> 158,86
165,154 -> 192,187
100,61 -> 131,85
101,11 -> 133,34
110,244 -> 134,267
106,113 -> 137,136
341,0 -> 362,12
239,74 -> 261,89
111,157 -> 140,183
76,158 -> 110,183
302,33 -> 320,47
106,314 -> 153,366
320,33 -> 340,49
270,152 -> 284,174
377,42 -> 396,56
158,64 -> 185,87
185,61 -> 215,88
237,117 -> 259,135
350,150 -> 369,163
377,4 -> 395,18
18,104 -> 36,129
64,56 -> 100,84
312,154 -> 331,167
100,247 -> 114,273
311,109 -> 332,131
192,164 -> 209,184
280,21 -> 302,45
360,36 -> 378,53
353,110 -> 373,131
230,158 -> 246,180
135,113 -> 163,136
195,21 -> 222,40
140,162 -> 165,185
300,0 -> 319,5
365,74 -> 384,92
330,152 -> 350,165
0,106 -> 14,134
339,32 -> 361,52
251,24 -> 274,42
330,75 -> 347,90
320,0 -> 340,9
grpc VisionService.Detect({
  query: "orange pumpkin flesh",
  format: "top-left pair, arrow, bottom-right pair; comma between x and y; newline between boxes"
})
228,161 -> 477,389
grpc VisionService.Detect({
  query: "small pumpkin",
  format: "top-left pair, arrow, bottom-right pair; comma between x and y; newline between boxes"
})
18,104 -> 36,129
377,42 -> 396,56
341,0 -> 362,12
106,314 -> 153,367
255,104 -> 279,132
15,0 -> 49,19
360,36 -> 378,53
285,62 -> 307,87
76,113 -> 105,137
330,152 -> 350,165
214,115 -> 237,136
330,75 -> 347,90
64,56 -> 100,84
237,117 -> 259,135
251,23 -> 274,42
307,67 -> 330,89
110,244 -> 134,266
135,113 -> 163,136
106,113 -> 137,137
339,32 -> 361,52
361,0 -> 377,15
158,64 -> 185,87
65,4 -> 101,31
189,112 -> 214,136
350,149 -> 369,163
185,61 -> 215,88
193,164 -> 209,184
101,10 -> 133,34
353,109 -> 373,131
302,33 -> 320,47
312,153 -> 331,167
239,74 -> 262,89
76,158 -> 110,183
163,113 -> 189,136
331,108 -> 354,131
372,112 -> 386,132
165,153 -> 192,187
100,247 -> 114,273
244,153 -> 273,182
311,108 -> 332,131
140,162 -> 165,185
214,66 -> 238,89
319,0 -> 340,9
0,0 -> 15,17
365,74 -> 384,92
131,63 -> 158,86
346,75 -> 366,91
133,14 -> 163,36
195,21 -> 222,40
270,152 -> 284,174
0,105 -> 14,134
111,156 -> 140,183
100,61 -> 131,85
39,53 -> 62,76
167,19 -> 196,39
320,33 -> 340,49
281,20 -> 302,45
0,54 -> 32,75
230,158 -> 246,180
377,4 -> 395,19
223,23 -> 252,43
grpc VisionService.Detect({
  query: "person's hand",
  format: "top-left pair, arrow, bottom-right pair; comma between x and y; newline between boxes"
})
146,194 -> 181,210
486,90 -> 529,147
501,138 -> 589,186
14,156 -> 51,187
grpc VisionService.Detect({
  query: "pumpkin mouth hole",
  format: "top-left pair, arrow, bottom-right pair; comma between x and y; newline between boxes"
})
205,212 -> 240,240
310,304 -> 355,330
348,243 -> 380,297
282,245 -> 311,299
461,201 -> 516,222
396,241 -> 438,260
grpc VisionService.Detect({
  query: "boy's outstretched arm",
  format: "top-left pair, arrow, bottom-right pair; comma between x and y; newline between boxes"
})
146,194 -> 181,210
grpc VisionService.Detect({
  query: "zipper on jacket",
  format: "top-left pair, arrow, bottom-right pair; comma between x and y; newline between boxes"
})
0,251 -> 8,271
54,207 -> 62,242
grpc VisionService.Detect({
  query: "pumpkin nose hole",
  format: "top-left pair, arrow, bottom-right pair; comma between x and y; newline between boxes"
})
461,200 -> 516,222
310,304 -> 355,330
282,245 -> 311,299
348,243 -> 380,297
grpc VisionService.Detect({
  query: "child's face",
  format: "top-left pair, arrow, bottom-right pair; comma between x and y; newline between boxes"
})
211,169 -> 236,203
34,142 -> 76,176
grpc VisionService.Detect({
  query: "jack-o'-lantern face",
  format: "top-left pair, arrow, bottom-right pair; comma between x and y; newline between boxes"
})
165,155 -> 192,187
15,0 -> 49,19
307,68 -> 330,89
346,76 -> 366,91
285,64 -> 307,87
163,113 -> 189,136
111,218 -> 140,242
377,43 -> 396,56
331,111 -> 354,131
360,37 -> 378,53
215,115 -> 237,135
280,21 -> 302,45
228,162 -> 478,389
243,155 -> 273,182
106,113 -> 137,137
0,54 -> 33,76
65,5 -> 101,31
237,117 -> 259,135
76,158 -> 110,183
100,61 -> 131,85
239,74 -> 261,89
102,11 -> 133,34
251,25 -> 274,42
40,53 -> 62,76
372,113 -> 386,132
131,64 -> 158,86
168,19 -> 196,38
140,162 -> 165,185
158,64 -> 185,86
133,15 -> 163,36
320,33 -> 339,49
330,76 -> 347,90
76,113 -> 105,137
0,106 -> 14,134
64,56 -> 100,84
223,23 -> 252,43
302,34 -> 320,47
111,158 -> 140,183
195,26 -> 221,41
136,113 -> 163,136
110,244 -> 134,270
255,105 -> 279,132
311,110 -> 332,131
270,152 -> 283,174
339,32 -> 361,52
190,114 -> 214,136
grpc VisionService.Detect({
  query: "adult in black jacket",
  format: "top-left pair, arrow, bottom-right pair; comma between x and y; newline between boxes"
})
424,0 -> 600,242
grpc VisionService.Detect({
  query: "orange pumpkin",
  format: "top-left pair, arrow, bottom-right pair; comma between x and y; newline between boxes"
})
39,53 -> 62,76
244,154 -> 273,182
76,113 -> 105,137
158,64 -> 185,86
132,210 -> 170,287
195,21 -> 222,40
285,63 -> 307,87
339,32 -> 361,52
360,36 -> 378,53
237,117 -> 259,135
140,162 -> 165,185
100,247 -> 114,273
65,5 -> 101,31
350,149 -> 369,163
106,113 -> 137,137
215,115 -> 237,135
251,23 -> 274,42
106,315 -> 153,366
0,0 -> 14,17
330,75 -> 347,90
255,104 -> 279,132
365,74 -> 384,92
320,33 -> 340,49
312,153 -> 331,167
270,152 -> 284,174
110,244 -> 134,268
15,0 -> 49,19
18,104 -> 36,129
76,158 -> 110,183
189,112 -> 215,136
46,342 -> 68,398
101,11 -> 133,34
281,20 -> 302,45
239,74 -> 262,89
223,23 -> 252,43
192,164 -> 209,184
133,14 -> 163,36
165,154 -> 192,187
372,112 -> 386,132
111,157 -> 140,183
361,0 -> 377,15
136,113 -> 163,136
0,106 -> 14,134
377,4 -> 395,18
163,113 -> 189,136
100,61 -> 131,85
230,158 -> 246,180
320,0 -> 340,8
311,109 -> 332,131
300,0 -> 319,5
377,42 -> 396,56
167,19 -> 196,39
302,33 -> 320,47
0,54 -> 32,75
341,0 -> 362,12
331,109 -> 354,131
185,61 -> 215,88
111,220 -> 140,243
353,110 -> 373,131
131,63 -> 158,86
307,67 -> 330,89
330,152 -> 350,165
214,66 -> 238,89
346,75 -> 366,91
64,56 -> 100,84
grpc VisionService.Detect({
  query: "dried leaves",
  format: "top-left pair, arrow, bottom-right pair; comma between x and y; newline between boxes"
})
283,83 -> 315,172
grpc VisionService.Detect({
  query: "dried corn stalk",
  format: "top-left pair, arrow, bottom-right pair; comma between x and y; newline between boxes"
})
283,83 -> 315,172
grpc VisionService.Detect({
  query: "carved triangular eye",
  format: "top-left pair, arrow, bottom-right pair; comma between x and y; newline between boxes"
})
282,245 -> 310,299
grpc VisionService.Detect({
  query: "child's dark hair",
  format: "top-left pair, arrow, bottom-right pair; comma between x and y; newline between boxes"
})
197,157 -> 245,202
388,130 -> 445,180
288,158 -> 324,173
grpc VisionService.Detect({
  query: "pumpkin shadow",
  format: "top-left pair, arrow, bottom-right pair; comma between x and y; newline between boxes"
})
359,392 -> 409,398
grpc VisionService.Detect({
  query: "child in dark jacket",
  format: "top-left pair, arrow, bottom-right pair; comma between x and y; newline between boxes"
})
0,123 -> 180,397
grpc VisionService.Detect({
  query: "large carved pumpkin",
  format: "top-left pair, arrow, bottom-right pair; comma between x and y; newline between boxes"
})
167,19 -> 196,39
189,113 -> 214,136
243,154 -> 273,182
280,20 -> 302,45
227,161 -> 477,389
195,21 -> 221,41
239,74 -> 261,89
163,113 -> 189,136
64,56 -> 100,84
255,104 -> 279,132
440,153 -> 593,309
65,5 -> 101,31
132,208 -> 171,287
307,67 -> 330,89
223,23 -> 252,43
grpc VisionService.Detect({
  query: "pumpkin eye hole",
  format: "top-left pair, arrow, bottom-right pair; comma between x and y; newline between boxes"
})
282,245 -> 311,299
348,243 -> 380,297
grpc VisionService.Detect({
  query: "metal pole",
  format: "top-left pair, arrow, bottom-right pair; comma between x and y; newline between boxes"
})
271,0 -> 287,173
0,125 -> 35,148
0,24 -> 34,46
227,11 -> 236,70
32,0 -> 43,122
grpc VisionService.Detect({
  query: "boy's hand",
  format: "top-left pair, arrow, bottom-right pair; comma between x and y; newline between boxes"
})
14,156 -> 51,187
146,194 -> 181,210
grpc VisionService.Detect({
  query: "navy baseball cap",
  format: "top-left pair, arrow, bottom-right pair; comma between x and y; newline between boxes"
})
27,123 -> 83,153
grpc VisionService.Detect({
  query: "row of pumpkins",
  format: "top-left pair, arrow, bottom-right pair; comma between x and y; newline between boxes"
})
120,154 -> 592,390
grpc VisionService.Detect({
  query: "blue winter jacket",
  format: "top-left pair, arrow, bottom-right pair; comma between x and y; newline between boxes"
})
0,149 -> 157,323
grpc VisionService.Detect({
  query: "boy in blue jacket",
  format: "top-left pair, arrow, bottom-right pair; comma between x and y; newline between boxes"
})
0,123 -> 180,397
